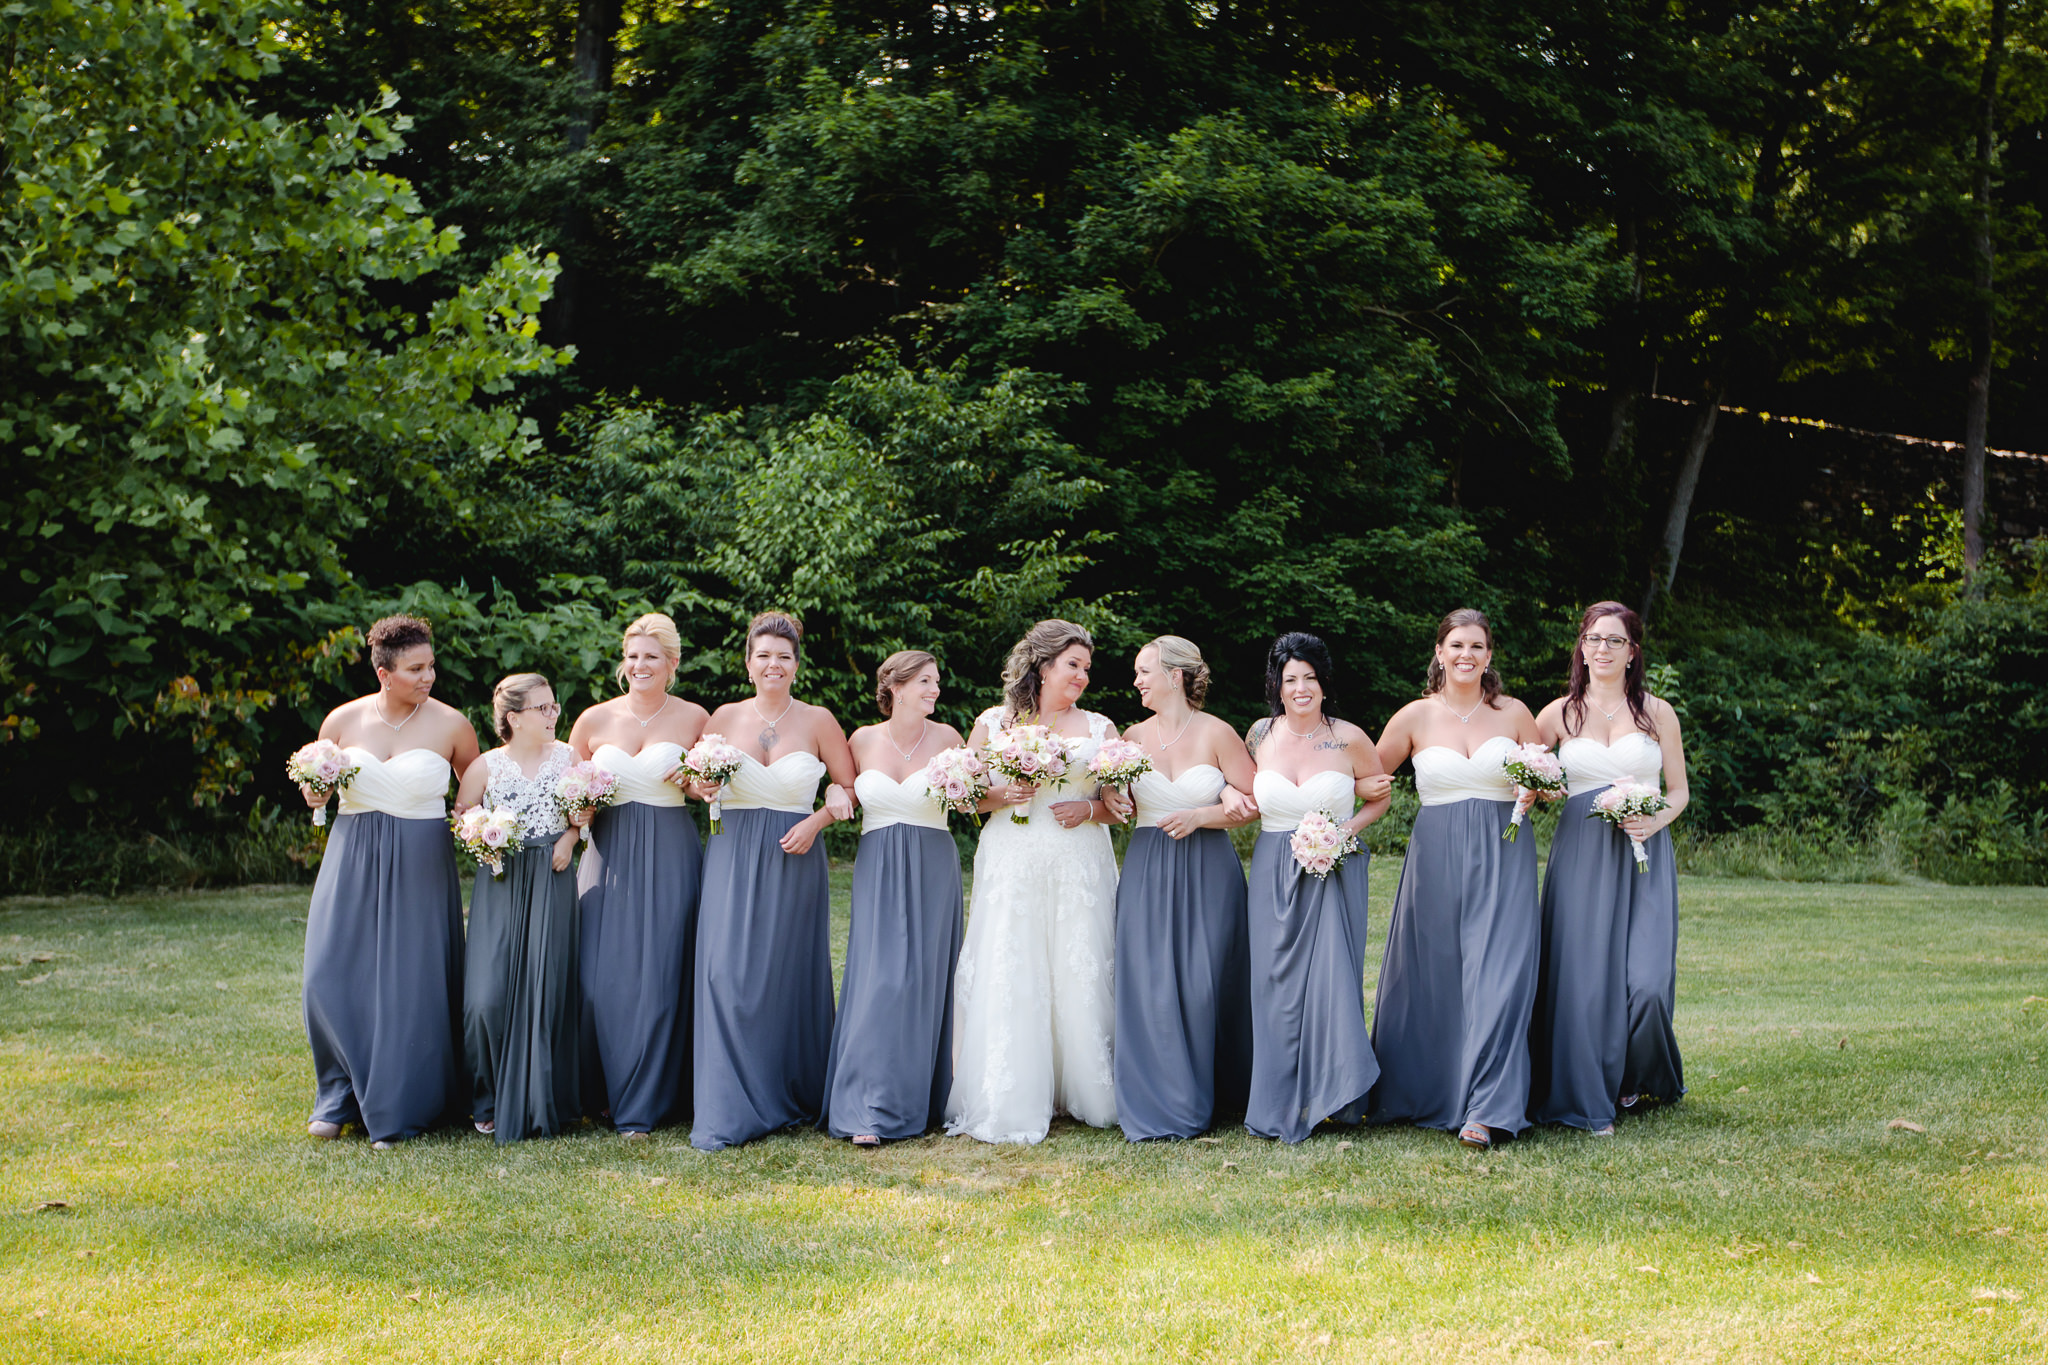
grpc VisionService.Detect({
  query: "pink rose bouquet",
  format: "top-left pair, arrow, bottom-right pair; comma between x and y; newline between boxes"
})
1500,742 -> 1567,842
554,760 -> 620,842
1289,809 -> 1360,880
1087,737 -> 1152,800
676,733 -> 746,834
983,723 -> 1073,825
452,805 -> 526,878
1589,779 -> 1670,872
286,739 -> 359,827
922,746 -> 991,825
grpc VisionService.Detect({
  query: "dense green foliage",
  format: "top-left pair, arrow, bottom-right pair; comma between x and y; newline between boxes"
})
5,0 -> 2047,885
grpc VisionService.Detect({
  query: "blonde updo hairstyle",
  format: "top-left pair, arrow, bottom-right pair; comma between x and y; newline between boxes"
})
875,650 -> 938,718
1001,619 -> 1094,720
615,613 -> 682,691
1144,634 -> 1210,709
492,672 -> 552,742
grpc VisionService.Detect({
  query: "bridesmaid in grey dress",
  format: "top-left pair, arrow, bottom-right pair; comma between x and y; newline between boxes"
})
688,612 -> 857,1151
568,613 -> 710,1140
1241,633 -> 1395,1144
298,614 -> 481,1148
820,651 -> 966,1146
1529,601 -> 1692,1135
1369,609 -> 1543,1150
456,675 -> 583,1143
1112,635 -> 1259,1140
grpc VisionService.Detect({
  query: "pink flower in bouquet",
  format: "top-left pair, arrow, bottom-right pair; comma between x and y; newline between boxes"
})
554,759 -> 620,841
923,746 -> 992,824
681,733 -> 747,833
1589,779 -> 1669,872
1087,738 -> 1152,795
981,724 -> 1072,824
1289,809 -> 1359,880
285,738 -> 360,827
1500,742 -> 1568,842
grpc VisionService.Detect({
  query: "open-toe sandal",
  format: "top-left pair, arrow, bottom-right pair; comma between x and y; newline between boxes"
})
1457,1123 -> 1492,1151
851,1134 -> 882,1149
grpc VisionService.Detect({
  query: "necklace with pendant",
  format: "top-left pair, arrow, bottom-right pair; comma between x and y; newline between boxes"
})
375,694 -> 422,731
628,695 -> 670,728
753,694 -> 796,750
1285,713 -> 1326,739
1442,693 -> 1482,724
887,719 -> 928,761
1591,693 -> 1625,722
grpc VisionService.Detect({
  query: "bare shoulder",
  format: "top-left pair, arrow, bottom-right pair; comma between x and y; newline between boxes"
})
933,723 -> 966,749
1646,694 -> 1682,730
1534,696 -> 1568,724
1496,695 -> 1537,723
675,697 -> 711,725
1327,717 -> 1371,745
1244,715 -> 1274,755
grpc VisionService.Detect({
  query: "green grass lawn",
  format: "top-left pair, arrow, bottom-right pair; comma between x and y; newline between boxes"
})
2,863 -> 2044,1362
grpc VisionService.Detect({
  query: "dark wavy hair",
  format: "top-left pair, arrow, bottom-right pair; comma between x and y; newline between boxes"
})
1562,601 -> 1657,739
1423,607 -> 1503,709
1001,619 -> 1094,720
367,614 -> 432,672
1264,632 -> 1340,718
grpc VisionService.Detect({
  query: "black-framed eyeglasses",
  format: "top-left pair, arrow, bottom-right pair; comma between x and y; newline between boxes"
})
514,702 -> 562,716
1581,634 -> 1631,651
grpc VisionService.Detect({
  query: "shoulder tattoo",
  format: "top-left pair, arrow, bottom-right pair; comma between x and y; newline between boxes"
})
1246,717 -> 1272,757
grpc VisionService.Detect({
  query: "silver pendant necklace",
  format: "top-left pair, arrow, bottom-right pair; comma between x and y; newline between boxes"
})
1591,693 -> 1625,722
886,719 -> 928,761
1442,694 -> 1482,724
1284,713 -> 1327,739
1157,713 -> 1194,749
375,694 -> 422,731
753,694 -> 796,750
628,695 -> 670,728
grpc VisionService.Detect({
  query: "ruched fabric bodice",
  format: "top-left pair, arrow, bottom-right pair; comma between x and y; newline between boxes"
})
1412,736 -> 1518,806
1132,764 -> 1227,828
592,742 -> 687,807
337,747 -> 451,820
723,751 -> 828,814
854,769 -> 948,833
1254,769 -> 1355,833
1560,732 -> 1662,796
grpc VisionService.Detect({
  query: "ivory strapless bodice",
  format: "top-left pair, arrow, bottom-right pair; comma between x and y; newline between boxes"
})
1132,764 -> 1227,828
337,747 -> 451,821
1560,732 -> 1662,796
1253,768 -> 1355,834
1413,735 -> 1518,806
854,769 -> 948,832
592,741 -> 687,807
724,751 -> 828,814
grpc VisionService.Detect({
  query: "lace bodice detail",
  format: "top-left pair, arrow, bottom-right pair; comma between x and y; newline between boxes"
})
723,751 -> 828,814
482,742 -> 574,838
1253,768 -> 1355,834
337,747 -> 451,820
977,706 -> 1111,809
1413,735 -> 1518,806
1132,764 -> 1227,828
1560,732 -> 1662,796
592,741 -> 687,807
854,769 -> 948,833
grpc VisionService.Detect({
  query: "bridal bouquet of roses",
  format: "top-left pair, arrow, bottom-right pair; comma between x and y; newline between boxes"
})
1087,738 -> 1152,801
922,746 -> 991,825
1499,742 -> 1567,842
554,760 -> 620,842
983,724 -> 1073,825
1589,779 -> 1669,872
452,805 -> 525,878
1290,809 -> 1360,880
285,739 -> 359,827
674,733 -> 746,834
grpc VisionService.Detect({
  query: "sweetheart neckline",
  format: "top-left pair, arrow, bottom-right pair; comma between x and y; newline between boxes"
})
1143,762 -> 1224,783
593,740 -> 684,762
1559,732 -> 1659,749
341,745 -> 451,767
1254,768 -> 1353,789
741,750 -> 827,769
1414,736 -> 1519,761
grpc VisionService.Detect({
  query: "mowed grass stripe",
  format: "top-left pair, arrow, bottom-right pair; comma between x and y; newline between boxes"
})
1,870 -> 2043,1362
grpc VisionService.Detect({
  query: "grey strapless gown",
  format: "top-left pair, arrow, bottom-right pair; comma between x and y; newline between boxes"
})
577,801 -> 700,1134
1369,797 -> 1539,1135
304,812 -> 465,1142
1529,791 -> 1685,1129
1244,830 -> 1379,1144
1114,827 -> 1253,1139
692,806 -> 834,1151
820,818 -> 963,1141
465,844 -> 581,1142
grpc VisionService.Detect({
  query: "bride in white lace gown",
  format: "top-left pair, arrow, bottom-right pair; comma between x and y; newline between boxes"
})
945,620 -> 1124,1144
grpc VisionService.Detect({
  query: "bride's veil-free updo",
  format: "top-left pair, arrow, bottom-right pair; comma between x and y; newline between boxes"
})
1001,619 -> 1094,721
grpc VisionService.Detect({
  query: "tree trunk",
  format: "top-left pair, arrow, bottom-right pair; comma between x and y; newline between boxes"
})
1603,210 -> 1645,476
1963,0 -> 2008,584
1642,386 -> 1722,622
551,0 -> 625,346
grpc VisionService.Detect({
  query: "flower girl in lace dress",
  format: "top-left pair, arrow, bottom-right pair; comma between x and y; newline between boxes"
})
454,674 -> 584,1143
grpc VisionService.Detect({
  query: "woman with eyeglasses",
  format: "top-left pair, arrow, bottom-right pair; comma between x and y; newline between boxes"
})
454,673 -> 584,1142
569,613 -> 711,1140
1528,601 -> 1692,1135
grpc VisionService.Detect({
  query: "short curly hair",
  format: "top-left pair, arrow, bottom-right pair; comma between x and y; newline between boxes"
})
367,615 -> 433,673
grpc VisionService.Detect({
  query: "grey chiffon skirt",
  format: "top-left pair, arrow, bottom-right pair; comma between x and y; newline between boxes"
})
1114,827 -> 1253,1140
576,801 -> 700,1134
820,824 -> 963,1141
465,843 -> 581,1142
303,811 -> 465,1142
1528,789 -> 1685,1130
1244,832 -> 1379,1143
691,808 -> 834,1150
1369,798 -> 1539,1135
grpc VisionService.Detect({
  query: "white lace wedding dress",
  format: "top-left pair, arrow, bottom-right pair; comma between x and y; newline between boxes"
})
944,707 -> 1119,1144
